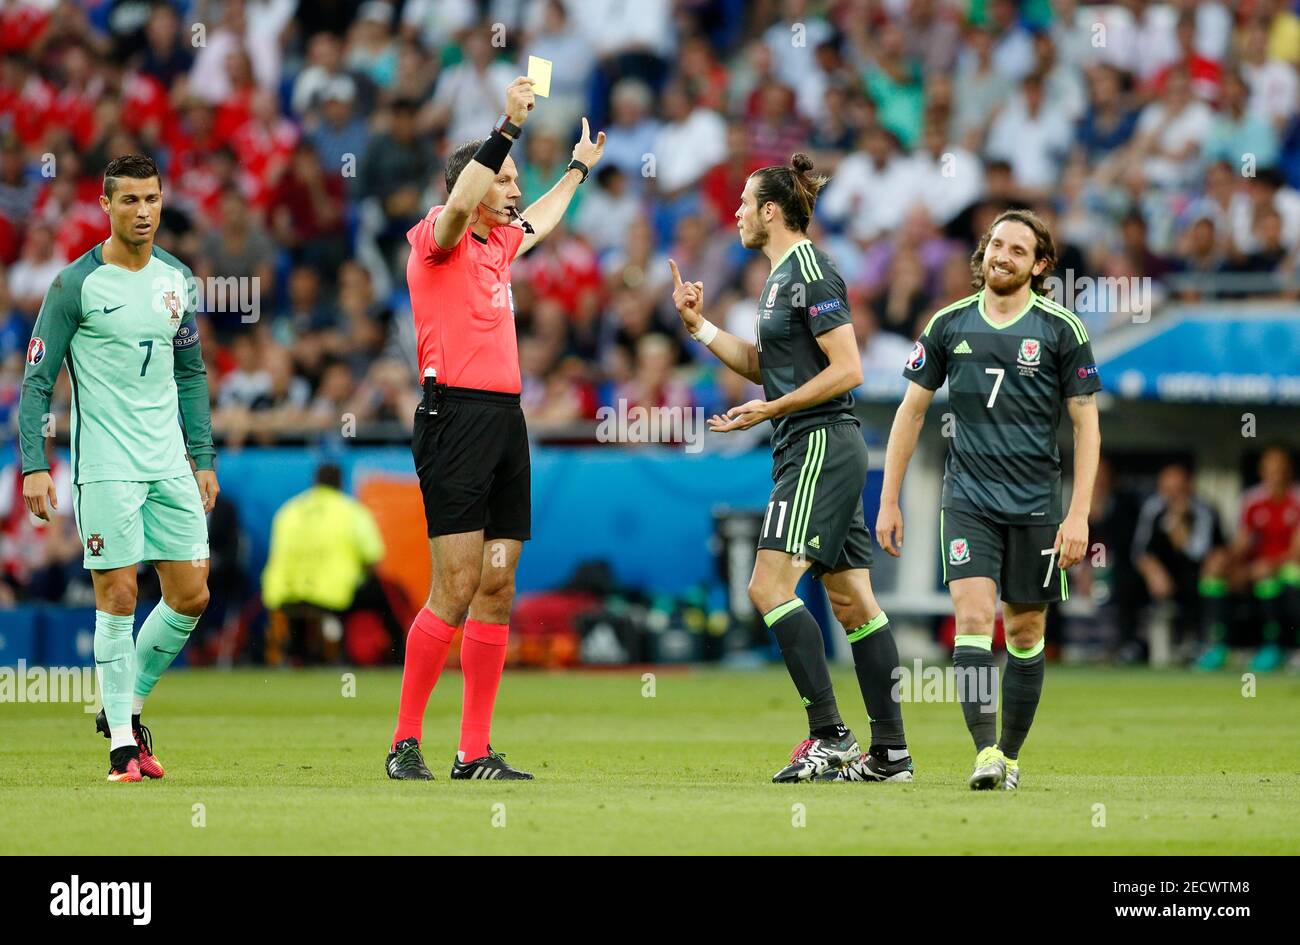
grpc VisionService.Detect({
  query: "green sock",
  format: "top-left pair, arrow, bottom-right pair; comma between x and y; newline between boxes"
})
999,639 -> 1045,760
134,600 -> 199,704
847,613 -> 906,749
953,635 -> 997,752
764,598 -> 842,732
1254,578 -> 1283,645
1198,576 -> 1229,645
94,611 -> 138,749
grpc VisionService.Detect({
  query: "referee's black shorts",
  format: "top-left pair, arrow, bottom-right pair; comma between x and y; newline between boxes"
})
411,378 -> 531,541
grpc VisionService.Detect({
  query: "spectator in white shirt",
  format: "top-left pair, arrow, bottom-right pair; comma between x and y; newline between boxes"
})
569,0 -> 674,59
762,0 -> 834,89
819,125 -> 919,242
1128,68 -> 1215,190
521,1 -> 596,137
9,223 -> 65,317
988,0 -> 1036,81
909,115 -> 984,227
601,79 -> 660,190
189,0 -> 296,104
650,82 -> 726,196
1241,20 -> 1299,131
952,26 -> 1013,152
429,29 -> 518,147
574,166 -> 643,255
986,73 -> 1073,196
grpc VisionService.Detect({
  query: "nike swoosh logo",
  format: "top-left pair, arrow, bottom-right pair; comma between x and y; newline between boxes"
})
95,658 -> 122,665
152,646 -> 180,655
103,304 -> 125,314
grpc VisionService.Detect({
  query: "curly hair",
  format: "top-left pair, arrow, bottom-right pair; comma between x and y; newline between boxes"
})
969,208 -> 1057,294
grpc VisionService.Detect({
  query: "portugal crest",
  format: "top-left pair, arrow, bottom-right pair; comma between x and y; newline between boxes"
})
162,290 -> 181,324
948,537 -> 970,566
86,533 -> 105,557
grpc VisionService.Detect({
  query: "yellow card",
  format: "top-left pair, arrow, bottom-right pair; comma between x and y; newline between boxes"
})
527,55 -> 552,97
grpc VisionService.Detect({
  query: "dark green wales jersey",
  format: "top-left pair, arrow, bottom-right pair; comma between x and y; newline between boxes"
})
903,290 -> 1101,524
756,239 -> 856,450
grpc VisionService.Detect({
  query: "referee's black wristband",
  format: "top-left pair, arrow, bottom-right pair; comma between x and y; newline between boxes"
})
567,159 -> 590,183
474,131 -> 513,174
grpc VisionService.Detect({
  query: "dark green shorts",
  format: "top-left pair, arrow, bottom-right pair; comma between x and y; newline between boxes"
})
940,507 -> 1068,604
758,422 -> 873,574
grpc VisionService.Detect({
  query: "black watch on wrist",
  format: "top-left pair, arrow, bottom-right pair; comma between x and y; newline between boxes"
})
493,114 -> 522,138
567,159 -> 590,183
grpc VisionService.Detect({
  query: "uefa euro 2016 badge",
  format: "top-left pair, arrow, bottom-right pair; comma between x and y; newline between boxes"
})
1016,337 -> 1041,376
162,290 -> 181,325
906,339 -> 926,372
26,336 -> 45,365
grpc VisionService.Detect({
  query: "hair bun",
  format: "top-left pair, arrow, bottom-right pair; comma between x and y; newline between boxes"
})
790,152 -> 814,174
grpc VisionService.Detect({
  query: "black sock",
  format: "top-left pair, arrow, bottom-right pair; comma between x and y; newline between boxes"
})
811,722 -> 850,740
1198,576 -> 1229,645
1256,578 -> 1283,645
953,641 -> 997,751
847,614 -> 906,753
765,599 -> 842,732
999,647 -> 1045,759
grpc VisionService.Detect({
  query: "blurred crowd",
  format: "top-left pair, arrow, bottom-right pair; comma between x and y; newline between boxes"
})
2,0 -> 1300,448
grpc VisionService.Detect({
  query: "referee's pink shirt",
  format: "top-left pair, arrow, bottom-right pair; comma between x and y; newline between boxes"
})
406,205 -> 526,394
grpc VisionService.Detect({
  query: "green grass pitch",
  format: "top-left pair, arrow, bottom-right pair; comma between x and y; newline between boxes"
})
2,666 -> 1297,854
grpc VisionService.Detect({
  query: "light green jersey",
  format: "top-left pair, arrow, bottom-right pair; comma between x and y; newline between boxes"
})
19,242 -> 214,484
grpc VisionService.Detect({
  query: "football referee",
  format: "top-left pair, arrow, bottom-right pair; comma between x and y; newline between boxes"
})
386,76 -> 605,781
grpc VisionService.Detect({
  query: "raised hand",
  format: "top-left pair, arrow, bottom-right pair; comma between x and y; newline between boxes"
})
572,117 -> 606,169
505,76 -> 536,128
669,259 -> 704,333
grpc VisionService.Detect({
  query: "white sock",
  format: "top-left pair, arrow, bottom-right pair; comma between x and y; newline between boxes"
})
110,728 -> 136,751
132,695 -> 145,716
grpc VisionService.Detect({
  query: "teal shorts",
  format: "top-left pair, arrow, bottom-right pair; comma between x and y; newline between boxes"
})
74,476 -> 210,570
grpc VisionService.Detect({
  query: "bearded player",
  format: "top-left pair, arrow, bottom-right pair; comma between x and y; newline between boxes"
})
386,76 -> 605,781
671,154 -> 913,784
20,153 -> 217,782
877,209 -> 1102,790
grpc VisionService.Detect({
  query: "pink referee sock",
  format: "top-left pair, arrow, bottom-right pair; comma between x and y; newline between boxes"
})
458,620 -> 510,762
392,607 -> 458,747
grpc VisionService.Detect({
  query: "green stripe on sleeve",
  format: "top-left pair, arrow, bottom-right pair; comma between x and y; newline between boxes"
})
923,293 -> 979,337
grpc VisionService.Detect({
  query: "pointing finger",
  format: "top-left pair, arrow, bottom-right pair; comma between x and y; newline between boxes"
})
669,258 -> 683,288
581,117 -> 590,141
